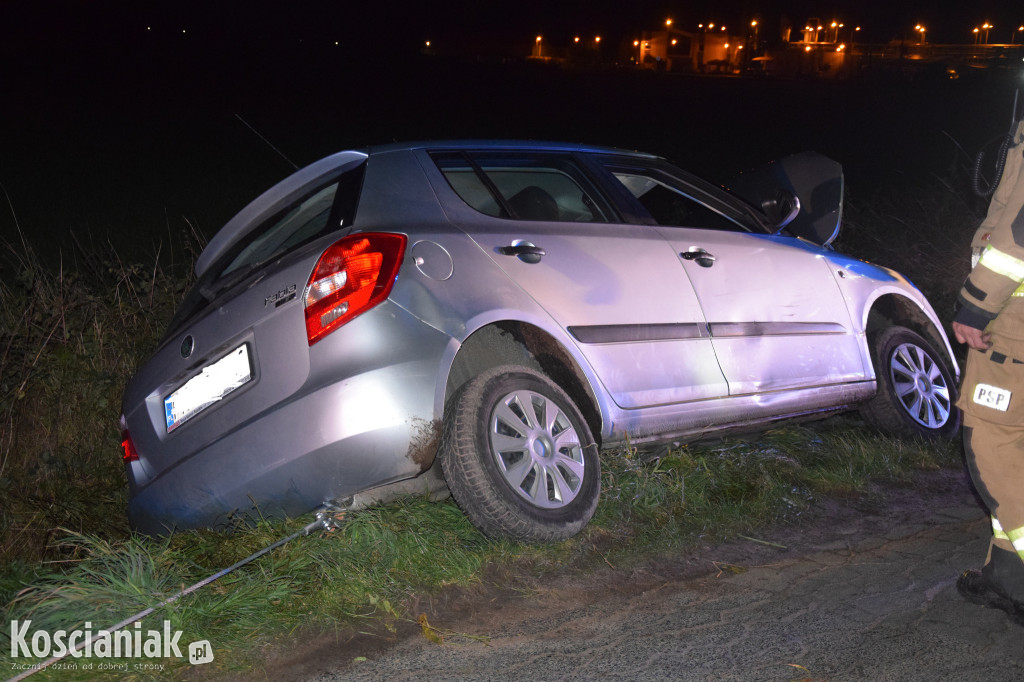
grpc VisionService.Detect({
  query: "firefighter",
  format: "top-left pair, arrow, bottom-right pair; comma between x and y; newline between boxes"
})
952,117 -> 1024,626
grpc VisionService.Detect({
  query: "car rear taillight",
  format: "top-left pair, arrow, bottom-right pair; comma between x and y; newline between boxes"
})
304,233 -> 407,345
121,428 -> 139,462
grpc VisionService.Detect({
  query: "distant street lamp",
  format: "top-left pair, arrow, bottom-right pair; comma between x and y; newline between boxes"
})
1013,26 -> 1024,44
983,22 -> 993,44
915,24 -> 926,45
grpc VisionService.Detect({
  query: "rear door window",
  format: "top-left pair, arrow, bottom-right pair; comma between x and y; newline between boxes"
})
432,151 -> 615,223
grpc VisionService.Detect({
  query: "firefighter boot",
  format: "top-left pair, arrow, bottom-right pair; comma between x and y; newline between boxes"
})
958,568 -> 1024,625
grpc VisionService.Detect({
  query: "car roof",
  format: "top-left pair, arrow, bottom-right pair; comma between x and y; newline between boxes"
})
196,141 -> 667,278
364,139 -> 663,160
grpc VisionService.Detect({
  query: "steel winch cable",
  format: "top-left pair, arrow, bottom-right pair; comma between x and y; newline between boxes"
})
5,507 -> 345,682
973,89 -> 1022,198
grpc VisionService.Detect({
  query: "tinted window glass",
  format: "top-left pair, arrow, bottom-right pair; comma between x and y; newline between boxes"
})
220,182 -> 338,277
433,151 -> 612,223
613,170 -> 748,232
165,162 -> 365,337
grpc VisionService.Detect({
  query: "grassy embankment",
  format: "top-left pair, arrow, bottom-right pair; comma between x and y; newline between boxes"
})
0,161 -> 980,678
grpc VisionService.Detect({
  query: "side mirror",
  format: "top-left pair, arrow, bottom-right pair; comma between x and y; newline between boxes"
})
729,152 -> 844,246
758,189 -> 801,229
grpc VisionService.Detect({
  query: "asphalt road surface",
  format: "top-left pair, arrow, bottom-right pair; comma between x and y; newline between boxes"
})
273,469 -> 1024,681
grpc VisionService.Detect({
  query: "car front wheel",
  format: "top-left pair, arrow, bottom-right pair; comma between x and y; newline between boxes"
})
860,326 -> 961,439
439,365 -> 600,542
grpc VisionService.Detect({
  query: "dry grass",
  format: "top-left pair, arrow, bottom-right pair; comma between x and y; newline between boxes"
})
0,229 -> 199,568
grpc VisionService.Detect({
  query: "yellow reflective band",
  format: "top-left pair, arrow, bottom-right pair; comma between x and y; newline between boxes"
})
1007,524 -> 1024,546
979,245 -> 1024,282
1014,281 -> 1024,297
992,516 -> 1009,541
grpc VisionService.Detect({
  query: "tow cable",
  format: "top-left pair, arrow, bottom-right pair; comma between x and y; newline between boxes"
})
973,89 -> 1022,199
6,507 -> 346,682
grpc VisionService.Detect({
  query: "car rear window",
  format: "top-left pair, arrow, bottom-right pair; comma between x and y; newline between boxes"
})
218,163 -> 364,279
164,162 -> 365,338
432,151 -> 613,223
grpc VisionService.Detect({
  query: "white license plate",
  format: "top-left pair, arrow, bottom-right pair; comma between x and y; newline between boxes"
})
165,344 -> 252,432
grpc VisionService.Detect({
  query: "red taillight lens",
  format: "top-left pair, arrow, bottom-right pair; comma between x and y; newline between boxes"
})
121,429 -> 139,462
304,233 -> 407,345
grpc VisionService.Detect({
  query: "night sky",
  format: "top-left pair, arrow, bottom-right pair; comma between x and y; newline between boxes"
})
3,0 -> 1022,56
2,0 -> 1022,257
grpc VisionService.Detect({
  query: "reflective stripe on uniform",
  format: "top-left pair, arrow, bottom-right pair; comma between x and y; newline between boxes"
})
1008,524 -> 1024,557
978,245 -> 1024,282
1013,281 -> 1024,297
993,517 -> 1024,559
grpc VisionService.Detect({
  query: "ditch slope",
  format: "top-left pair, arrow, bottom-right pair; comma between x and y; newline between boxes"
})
261,468 -> 1024,681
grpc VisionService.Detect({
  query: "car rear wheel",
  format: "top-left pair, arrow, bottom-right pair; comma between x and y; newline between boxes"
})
439,365 -> 600,542
860,326 -> 960,439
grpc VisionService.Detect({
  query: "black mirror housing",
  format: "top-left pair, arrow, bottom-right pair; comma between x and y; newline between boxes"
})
729,152 -> 844,246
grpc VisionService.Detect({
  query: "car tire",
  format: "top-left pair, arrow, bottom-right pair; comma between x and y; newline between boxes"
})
439,365 -> 600,542
859,326 -> 961,439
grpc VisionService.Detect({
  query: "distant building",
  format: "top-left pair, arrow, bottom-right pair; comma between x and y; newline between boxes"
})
636,24 -> 746,74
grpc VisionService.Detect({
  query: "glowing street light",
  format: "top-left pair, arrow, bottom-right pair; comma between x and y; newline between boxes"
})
983,22 -> 993,44
1014,26 -> 1024,44
915,24 -> 926,45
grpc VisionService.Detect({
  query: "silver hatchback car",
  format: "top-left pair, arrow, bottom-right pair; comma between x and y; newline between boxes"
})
120,141 -> 960,541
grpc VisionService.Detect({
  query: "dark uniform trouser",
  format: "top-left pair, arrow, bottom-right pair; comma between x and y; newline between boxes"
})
963,418 -> 1024,601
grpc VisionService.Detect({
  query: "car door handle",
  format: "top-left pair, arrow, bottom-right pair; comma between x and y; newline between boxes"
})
499,242 -> 545,264
680,248 -> 716,268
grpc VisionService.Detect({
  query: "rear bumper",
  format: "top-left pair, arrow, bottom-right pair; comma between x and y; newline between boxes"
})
128,328 -> 452,535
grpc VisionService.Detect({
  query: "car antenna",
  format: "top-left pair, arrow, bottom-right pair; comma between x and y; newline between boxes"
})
234,113 -> 300,171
